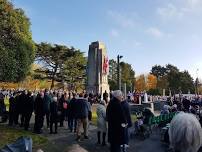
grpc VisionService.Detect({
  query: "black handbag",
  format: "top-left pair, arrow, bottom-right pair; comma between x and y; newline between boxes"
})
88,111 -> 92,121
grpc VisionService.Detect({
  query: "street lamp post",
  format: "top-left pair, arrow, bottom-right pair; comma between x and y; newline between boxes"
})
117,55 -> 123,90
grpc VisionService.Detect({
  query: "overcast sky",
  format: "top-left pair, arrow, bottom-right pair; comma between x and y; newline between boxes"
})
13,0 -> 202,79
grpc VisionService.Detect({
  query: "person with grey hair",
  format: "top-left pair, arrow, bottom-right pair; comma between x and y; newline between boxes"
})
169,112 -> 202,152
161,105 -> 170,115
107,90 -> 127,152
50,96 -> 58,134
96,97 -> 107,146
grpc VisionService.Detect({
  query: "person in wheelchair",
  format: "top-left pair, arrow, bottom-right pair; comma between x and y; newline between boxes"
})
142,108 -> 154,125
135,115 -> 145,134
142,108 -> 154,135
135,109 -> 154,138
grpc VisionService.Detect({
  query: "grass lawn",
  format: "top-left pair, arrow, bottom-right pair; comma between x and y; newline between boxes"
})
0,125 -> 48,149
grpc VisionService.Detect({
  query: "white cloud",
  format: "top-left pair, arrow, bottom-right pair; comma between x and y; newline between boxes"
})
108,10 -> 137,28
121,39 -> 142,49
157,3 -> 184,20
146,27 -> 164,38
186,0 -> 202,8
188,61 -> 202,79
157,0 -> 202,21
110,29 -> 119,37
184,0 -> 202,12
133,40 -> 142,47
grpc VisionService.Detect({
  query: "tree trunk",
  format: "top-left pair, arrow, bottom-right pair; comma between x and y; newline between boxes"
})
50,65 -> 58,89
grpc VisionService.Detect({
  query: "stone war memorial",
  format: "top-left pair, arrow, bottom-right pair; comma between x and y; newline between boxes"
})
86,41 -> 110,96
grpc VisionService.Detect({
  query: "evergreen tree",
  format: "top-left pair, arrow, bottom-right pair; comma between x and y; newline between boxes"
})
0,0 -> 35,82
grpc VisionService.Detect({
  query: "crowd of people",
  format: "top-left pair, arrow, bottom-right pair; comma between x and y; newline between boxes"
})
1,88 -> 202,152
0,89 -> 132,152
0,89 -> 94,135
159,95 -> 202,152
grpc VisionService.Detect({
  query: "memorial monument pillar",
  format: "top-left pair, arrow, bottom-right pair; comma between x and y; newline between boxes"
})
86,41 -> 110,96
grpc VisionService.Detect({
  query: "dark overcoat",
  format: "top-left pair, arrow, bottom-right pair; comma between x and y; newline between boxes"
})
121,100 -> 132,144
50,101 -> 58,122
106,97 -> 127,145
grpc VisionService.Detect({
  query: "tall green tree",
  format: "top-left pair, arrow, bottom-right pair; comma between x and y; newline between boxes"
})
195,78 -> 200,95
61,51 -> 86,91
120,62 -> 135,91
108,59 -> 118,90
150,64 -> 194,94
36,43 -> 76,88
108,60 -> 135,91
156,75 -> 169,94
179,71 -> 194,93
108,59 -> 117,81
167,70 -> 181,93
150,65 -> 167,79
165,64 -> 179,73
0,0 -> 35,82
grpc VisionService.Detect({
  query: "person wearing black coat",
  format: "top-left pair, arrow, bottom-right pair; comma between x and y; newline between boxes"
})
18,91 -> 27,127
59,93 -> 68,128
34,92 -> 45,134
142,108 -> 154,125
103,90 -> 109,104
43,89 -> 51,128
50,97 -> 58,134
106,90 -> 127,152
14,92 -> 20,125
24,92 -> 34,130
0,94 -> 6,118
68,93 -> 77,132
121,98 -> 132,147
75,93 -> 89,141
182,97 -> 191,112
8,93 -> 16,126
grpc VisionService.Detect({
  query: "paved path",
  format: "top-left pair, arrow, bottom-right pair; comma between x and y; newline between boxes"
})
36,121 -> 167,152
1,119 -> 167,152
1,111 -> 167,152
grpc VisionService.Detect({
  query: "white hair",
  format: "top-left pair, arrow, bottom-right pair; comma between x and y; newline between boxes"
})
169,112 -> 202,152
163,105 -> 170,110
53,96 -> 57,102
173,104 -> 177,108
112,90 -> 123,100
